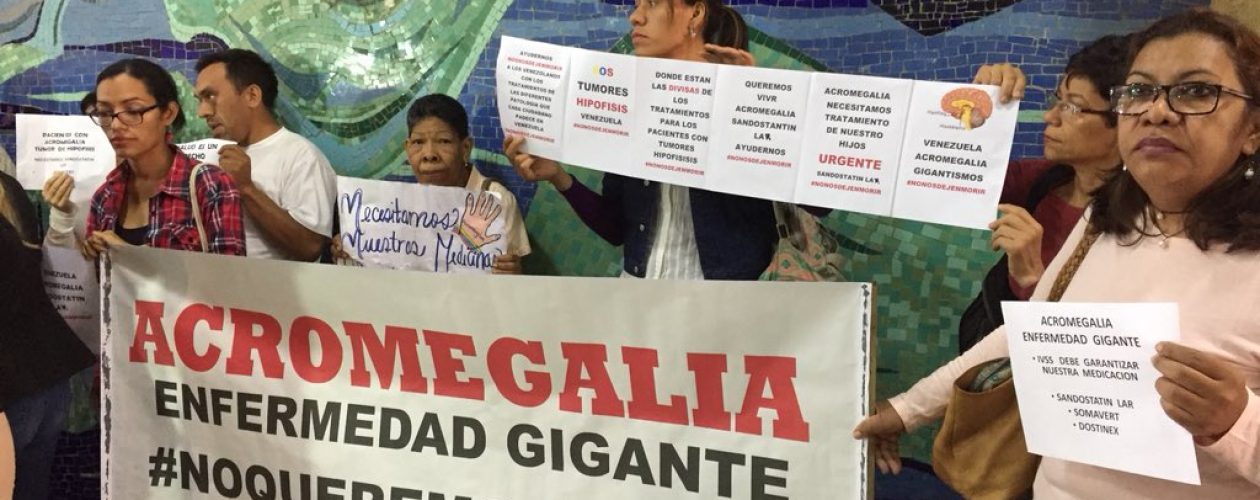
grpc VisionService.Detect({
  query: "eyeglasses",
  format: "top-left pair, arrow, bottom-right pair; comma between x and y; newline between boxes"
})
1110,82 -> 1254,116
1048,92 -> 1111,116
88,104 -> 160,128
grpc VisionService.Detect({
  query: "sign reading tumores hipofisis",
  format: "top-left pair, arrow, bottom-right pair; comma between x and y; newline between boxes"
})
102,247 -> 873,499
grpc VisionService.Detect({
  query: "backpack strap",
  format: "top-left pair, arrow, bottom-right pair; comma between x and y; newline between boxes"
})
187,162 -> 208,252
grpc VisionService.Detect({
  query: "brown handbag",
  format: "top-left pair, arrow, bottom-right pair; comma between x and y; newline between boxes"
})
931,226 -> 1100,499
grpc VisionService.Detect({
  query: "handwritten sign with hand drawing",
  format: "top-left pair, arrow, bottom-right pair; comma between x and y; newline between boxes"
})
336,176 -> 508,273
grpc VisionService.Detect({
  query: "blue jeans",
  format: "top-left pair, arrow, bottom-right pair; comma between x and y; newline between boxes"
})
5,380 -> 70,500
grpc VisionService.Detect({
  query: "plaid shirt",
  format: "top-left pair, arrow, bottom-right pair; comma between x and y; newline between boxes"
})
87,147 -> 245,255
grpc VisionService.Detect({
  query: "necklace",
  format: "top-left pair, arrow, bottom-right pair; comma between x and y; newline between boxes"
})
1149,207 -> 1188,248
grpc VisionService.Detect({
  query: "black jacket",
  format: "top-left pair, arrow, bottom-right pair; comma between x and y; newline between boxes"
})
0,171 -> 95,410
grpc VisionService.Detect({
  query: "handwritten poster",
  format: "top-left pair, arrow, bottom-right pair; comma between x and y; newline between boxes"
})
336,176 -> 508,273
890,81 -> 1019,229
562,51 -> 638,176
176,138 -> 234,166
794,73 -> 914,216
707,65 -> 812,202
1004,302 -> 1200,485
496,36 -> 572,160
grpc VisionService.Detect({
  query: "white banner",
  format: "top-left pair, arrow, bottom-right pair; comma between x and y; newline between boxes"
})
102,246 -> 873,499
496,36 -> 1021,229
337,176 -> 508,273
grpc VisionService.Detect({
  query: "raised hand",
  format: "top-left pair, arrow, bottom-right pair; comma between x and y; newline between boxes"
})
504,135 -> 572,190
217,145 -> 254,191
973,62 -> 1027,104
702,44 -> 756,66
42,171 -> 76,213
989,204 -> 1045,288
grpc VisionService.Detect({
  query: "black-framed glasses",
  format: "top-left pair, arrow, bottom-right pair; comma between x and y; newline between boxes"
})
1048,92 -> 1111,116
88,104 -> 160,127
1110,82 -> 1254,116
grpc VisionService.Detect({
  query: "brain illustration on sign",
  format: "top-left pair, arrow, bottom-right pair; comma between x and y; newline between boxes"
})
941,88 -> 993,130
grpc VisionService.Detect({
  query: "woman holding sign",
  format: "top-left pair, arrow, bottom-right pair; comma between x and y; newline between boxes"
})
42,58 -> 245,256
505,0 -> 786,280
0,171 -> 95,499
959,35 -> 1130,353
332,94 -> 531,273
857,10 -> 1260,498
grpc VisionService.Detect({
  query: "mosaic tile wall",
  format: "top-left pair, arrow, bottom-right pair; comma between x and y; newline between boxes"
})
0,0 -> 1212,475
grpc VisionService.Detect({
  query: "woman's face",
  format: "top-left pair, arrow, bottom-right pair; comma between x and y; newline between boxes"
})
1042,76 -> 1119,169
405,117 -> 472,187
629,0 -> 701,59
95,74 -> 177,161
1118,33 -> 1260,210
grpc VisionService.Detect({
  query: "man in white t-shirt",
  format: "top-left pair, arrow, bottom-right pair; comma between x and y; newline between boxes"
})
194,49 -> 336,260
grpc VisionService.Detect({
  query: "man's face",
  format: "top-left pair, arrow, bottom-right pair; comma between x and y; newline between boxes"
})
195,63 -> 251,143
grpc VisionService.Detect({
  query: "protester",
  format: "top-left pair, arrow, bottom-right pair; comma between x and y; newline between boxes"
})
959,34 -> 1130,353
334,93 -> 530,273
195,49 -> 337,261
0,170 -> 95,500
43,58 -> 245,256
856,10 -> 1260,497
504,0 -> 791,280
507,1 -> 1019,280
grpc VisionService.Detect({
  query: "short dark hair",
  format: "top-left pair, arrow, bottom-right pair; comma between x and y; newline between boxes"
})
1091,9 -> 1260,252
1063,34 -> 1130,127
195,49 -> 280,111
405,94 -> 469,139
96,58 -> 185,132
79,91 -> 97,115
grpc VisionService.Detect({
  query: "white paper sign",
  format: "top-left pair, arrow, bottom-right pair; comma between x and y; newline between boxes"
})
890,82 -> 1019,229
794,73 -> 914,216
629,57 -> 718,187
1004,301 -> 1200,485
336,176 -> 507,273
562,51 -> 638,176
17,113 -> 116,239
15,114 -> 114,189
176,138 -> 234,166
496,36 -> 571,160
706,65 -> 812,202
493,38 -> 1026,229
41,245 -> 100,355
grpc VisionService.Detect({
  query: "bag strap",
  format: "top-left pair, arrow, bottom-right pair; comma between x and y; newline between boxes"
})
771,202 -> 790,239
1046,224 -> 1100,302
187,162 -> 208,252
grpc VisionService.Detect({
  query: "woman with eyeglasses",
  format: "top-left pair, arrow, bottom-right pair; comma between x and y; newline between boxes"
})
856,10 -> 1260,497
959,34 -> 1130,354
42,58 -> 244,256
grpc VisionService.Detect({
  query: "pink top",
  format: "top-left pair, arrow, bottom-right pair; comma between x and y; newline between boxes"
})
890,214 -> 1260,498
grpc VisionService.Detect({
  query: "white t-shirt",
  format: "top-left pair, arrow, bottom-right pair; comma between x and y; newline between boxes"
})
241,127 -> 337,260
